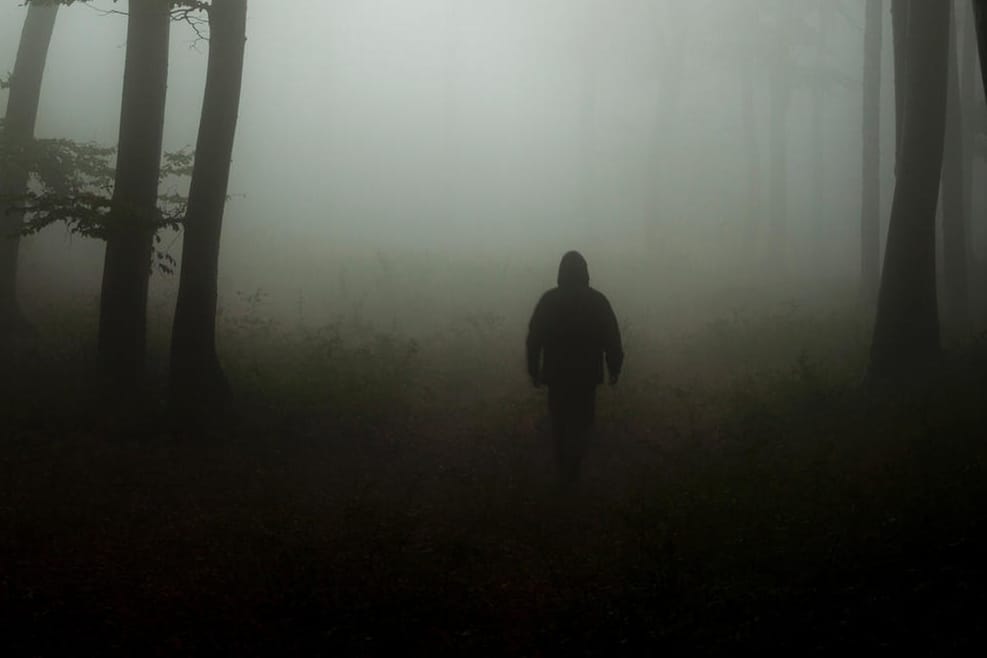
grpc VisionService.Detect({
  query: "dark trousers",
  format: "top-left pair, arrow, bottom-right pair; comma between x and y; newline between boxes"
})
548,385 -> 596,484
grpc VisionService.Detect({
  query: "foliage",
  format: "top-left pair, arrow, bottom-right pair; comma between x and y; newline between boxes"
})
1,2 -> 213,275
0,127 -> 193,272
219,290 -> 423,425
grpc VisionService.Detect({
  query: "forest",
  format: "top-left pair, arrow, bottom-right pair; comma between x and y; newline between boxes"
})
2,0 -> 987,654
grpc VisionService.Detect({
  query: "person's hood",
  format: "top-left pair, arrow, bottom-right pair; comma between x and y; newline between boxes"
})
557,251 -> 590,288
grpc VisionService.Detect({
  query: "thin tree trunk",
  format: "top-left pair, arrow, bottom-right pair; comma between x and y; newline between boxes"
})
811,2 -> 832,267
0,3 -> 58,335
970,0 -> 987,328
870,0 -> 950,379
578,60 -> 598,244
862,0 -> 883,308
441,0 -> 461,241
891,0 -> 910,170
959,1 -> 979,277
98,0 -> 170,386
941,5 -> 970,337
741,57 -> 761,244
767,3 -> 794,270
648,0 -> 686,248
767,74 -> 789,266
169,0 -> 247,416
974,0 -> 987,100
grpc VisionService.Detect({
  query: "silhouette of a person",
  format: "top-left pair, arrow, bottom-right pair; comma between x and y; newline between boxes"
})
526,251 -> 623,484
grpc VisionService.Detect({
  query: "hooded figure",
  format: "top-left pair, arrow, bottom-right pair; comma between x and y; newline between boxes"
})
526,251 -> 623,483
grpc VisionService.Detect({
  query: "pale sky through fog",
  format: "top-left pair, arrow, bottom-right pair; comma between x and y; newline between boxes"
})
0,1 -> 886,312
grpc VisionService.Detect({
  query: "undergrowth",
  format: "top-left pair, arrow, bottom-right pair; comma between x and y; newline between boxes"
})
3,301 -> 987,654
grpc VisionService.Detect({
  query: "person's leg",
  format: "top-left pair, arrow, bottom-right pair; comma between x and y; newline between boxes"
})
548,387 -> 573,483
548,385 -> 595,485
566,386 -> 596,483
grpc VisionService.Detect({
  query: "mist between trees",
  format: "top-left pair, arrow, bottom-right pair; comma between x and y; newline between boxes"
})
2,0 -> 985,400
5,2 -> 987,653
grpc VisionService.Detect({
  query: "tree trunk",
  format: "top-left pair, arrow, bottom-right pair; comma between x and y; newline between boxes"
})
741,57 -> 761,245
767,73 -> 789,267
862,0 -> 883,308
169,0 -> 247,417
891,0 -> 910,170
578,59 -> 598,244
811,2 -> 832,268
869,0 -> 950,379
970,0 -> 987,328
941,5 -> 970,338
97,0 -> 170,387
973,0 -> 987,100
959,2 -> 979,279
0,3 -> 58,335
648,1 -> 687,248
767,3 -> 794,270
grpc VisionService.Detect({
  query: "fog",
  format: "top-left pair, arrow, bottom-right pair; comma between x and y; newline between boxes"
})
7,2 -> 987,652
1,0 -> 898,336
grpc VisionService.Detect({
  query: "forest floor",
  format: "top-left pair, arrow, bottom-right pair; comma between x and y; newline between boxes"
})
3,302 -> 987,655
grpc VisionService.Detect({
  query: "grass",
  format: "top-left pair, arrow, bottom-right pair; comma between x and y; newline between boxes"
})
2,299 -> 987,655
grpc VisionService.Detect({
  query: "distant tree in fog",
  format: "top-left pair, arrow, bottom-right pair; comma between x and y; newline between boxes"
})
800,1 -> 862,267
647,0 -> 691,248
97,0 -> 171,388
941,5 -> 971,337
870,0 -> 950,378
170,0 -> 248,418
959,1 -> 984,303
765,1 -> 795,267
860,0 -> 882,308
960,3 -> 982,251
973,1 -> 987,100
972,0 -> 987,317
739,39 -> 761,244
714,0 -> 782,256
727,0 -> 854,270
890,0 -> 909,168
0,1 -> 58,337
807,0 -> 833,259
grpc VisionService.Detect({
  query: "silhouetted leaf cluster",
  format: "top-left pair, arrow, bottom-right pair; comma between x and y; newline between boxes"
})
1,127 -> 192,272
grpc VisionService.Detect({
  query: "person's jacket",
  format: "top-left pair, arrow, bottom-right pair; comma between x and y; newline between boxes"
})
526,251 -> 623,387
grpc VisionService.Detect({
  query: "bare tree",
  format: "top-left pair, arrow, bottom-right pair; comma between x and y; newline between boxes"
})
959,0 -> 982,270
809,0 -> 833,262
0,1 -> 58,336
870,0 -> 951,378
861,0 -> 883,308
740,53 -> 761,243
766,2 -> 796,267
890,0 -> 909,168
647,0 -> 690,248
973,1 -> 987,100
169,0 -> 248,417
940,4 -> 970,337
97,0 -> 171,386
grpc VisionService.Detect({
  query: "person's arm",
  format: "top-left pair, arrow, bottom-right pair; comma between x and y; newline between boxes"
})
526,296 -> 546,387
603,297 -> 623,384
